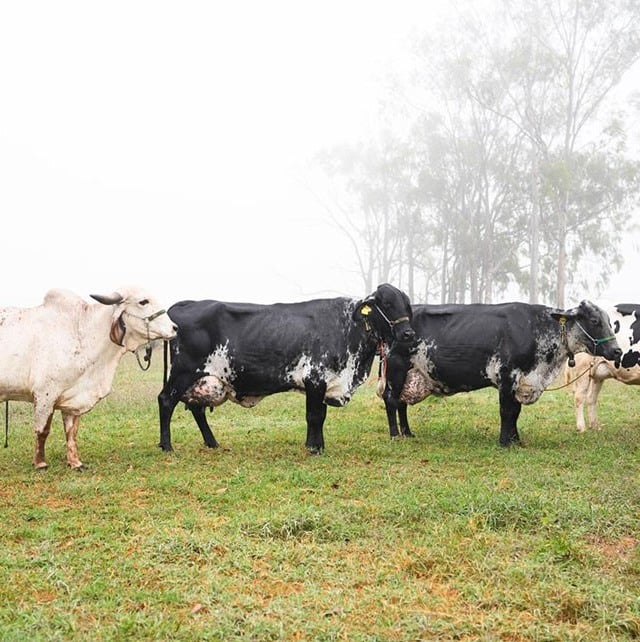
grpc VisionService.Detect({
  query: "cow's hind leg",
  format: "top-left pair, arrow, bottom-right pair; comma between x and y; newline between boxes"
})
33,410 -> 54,470
304,382 -> 327,454
189,405 -> 219,448
62,413 -> 84,470
498,386 -> 522,447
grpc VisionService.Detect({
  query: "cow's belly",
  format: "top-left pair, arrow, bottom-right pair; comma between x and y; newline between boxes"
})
182,376 -> 265,408
603,361 -> 640,385
399,347 -> 459,403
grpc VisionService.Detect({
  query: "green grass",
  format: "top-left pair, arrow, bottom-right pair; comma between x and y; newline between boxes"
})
1,354 -> 639,641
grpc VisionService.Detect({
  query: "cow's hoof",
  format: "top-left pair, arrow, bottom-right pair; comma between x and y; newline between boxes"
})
306,446 -> 323,456
70,464 -> 85,472
159,443 -> 174,452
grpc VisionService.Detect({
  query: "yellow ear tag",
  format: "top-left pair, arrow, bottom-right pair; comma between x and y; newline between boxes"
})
361,304 -> 372,316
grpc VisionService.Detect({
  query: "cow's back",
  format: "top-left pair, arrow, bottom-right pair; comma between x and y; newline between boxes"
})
167,297 -> 371,400
410,302 -> 551,391
0,291 -> 88,400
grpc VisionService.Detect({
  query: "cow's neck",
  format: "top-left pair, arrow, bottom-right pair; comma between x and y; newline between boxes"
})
79,305 -> 129,377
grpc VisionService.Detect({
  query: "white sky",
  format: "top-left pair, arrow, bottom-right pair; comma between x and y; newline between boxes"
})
0,1 -> 638,309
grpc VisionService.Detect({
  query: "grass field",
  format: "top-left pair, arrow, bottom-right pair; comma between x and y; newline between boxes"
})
1,353 -> 639,641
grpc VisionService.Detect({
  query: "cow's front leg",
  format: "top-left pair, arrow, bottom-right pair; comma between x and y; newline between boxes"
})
304,382 -> 327,454
586,379 -> 604,430
33,410 -> 54,470
158,386 -> 180,451
571,372 -> 589,433
61,413 -> 84,470
498,386 -> 522,447
397,402 -> 413,437
190,405 -> 219,448
382,352 -> 412,438
383,397 -> 401,438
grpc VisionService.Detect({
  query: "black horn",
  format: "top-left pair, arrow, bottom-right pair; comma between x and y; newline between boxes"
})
90,292 -> 124,306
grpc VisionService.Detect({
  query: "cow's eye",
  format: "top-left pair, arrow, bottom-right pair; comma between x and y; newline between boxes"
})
139,299 -> 149,306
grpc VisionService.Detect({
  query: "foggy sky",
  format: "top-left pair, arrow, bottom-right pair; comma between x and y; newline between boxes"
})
0,1 -> 637,309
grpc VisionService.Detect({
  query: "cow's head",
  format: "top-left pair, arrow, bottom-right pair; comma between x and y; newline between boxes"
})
551,300 -> 622,363
91,287 -> 178,351
354,283 -> 415,345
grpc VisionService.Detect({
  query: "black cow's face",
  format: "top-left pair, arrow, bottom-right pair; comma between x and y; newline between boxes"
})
356,283 -> 415,345
555,300 -> 622,361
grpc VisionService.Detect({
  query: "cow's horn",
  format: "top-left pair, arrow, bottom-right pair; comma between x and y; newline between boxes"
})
90,292 -> 124,306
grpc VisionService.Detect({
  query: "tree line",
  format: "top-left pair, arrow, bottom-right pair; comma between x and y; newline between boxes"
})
317,0 -> 640,307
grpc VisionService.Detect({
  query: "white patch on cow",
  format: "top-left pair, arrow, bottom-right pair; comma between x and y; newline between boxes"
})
399,341 -> 447,403
324,352 -> 362,406
192,342 -> 266,408
484,355 -> 502,385
286,351 -> 363,406
203,342 -> 235,382
510,333 -> 564,404
611,309 -> 636,353
287,354 -> 314,389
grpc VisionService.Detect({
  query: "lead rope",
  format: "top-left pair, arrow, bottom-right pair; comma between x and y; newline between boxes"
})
546,362 -> 594,391
134,317 -> 154,371
4,401 -> 7,448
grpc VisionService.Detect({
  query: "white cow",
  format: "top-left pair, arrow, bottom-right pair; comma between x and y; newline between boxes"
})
565,303 -> 640,432
0,287 -> 177,469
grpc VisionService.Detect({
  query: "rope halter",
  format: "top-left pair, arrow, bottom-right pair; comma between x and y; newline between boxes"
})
123,308 -> 169,370
558,316 -> 616,367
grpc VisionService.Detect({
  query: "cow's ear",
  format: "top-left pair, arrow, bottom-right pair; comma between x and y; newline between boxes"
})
353,298 -> 374,322
550,306 -> 579,320
109,313 -> 126,347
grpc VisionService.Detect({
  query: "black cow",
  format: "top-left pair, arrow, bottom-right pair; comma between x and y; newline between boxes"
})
158,283 -> 414,453
380,300 -> 622,446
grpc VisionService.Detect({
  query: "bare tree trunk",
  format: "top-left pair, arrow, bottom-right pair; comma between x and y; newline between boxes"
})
556,194 -> 568,308
529,151 -> 540,304
440,224 -> 449,304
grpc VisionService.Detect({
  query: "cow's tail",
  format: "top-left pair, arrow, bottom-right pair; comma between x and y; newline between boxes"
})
163,340 -> 169,387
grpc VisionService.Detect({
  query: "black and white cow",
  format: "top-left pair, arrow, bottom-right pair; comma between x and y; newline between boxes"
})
380,300 -> 622,447
566,303 -> 640,432
158,284 -> 414,453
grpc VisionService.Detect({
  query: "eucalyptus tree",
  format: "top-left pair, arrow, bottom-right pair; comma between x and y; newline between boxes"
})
474,0 -> 640,305
315,132 -> 427,298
